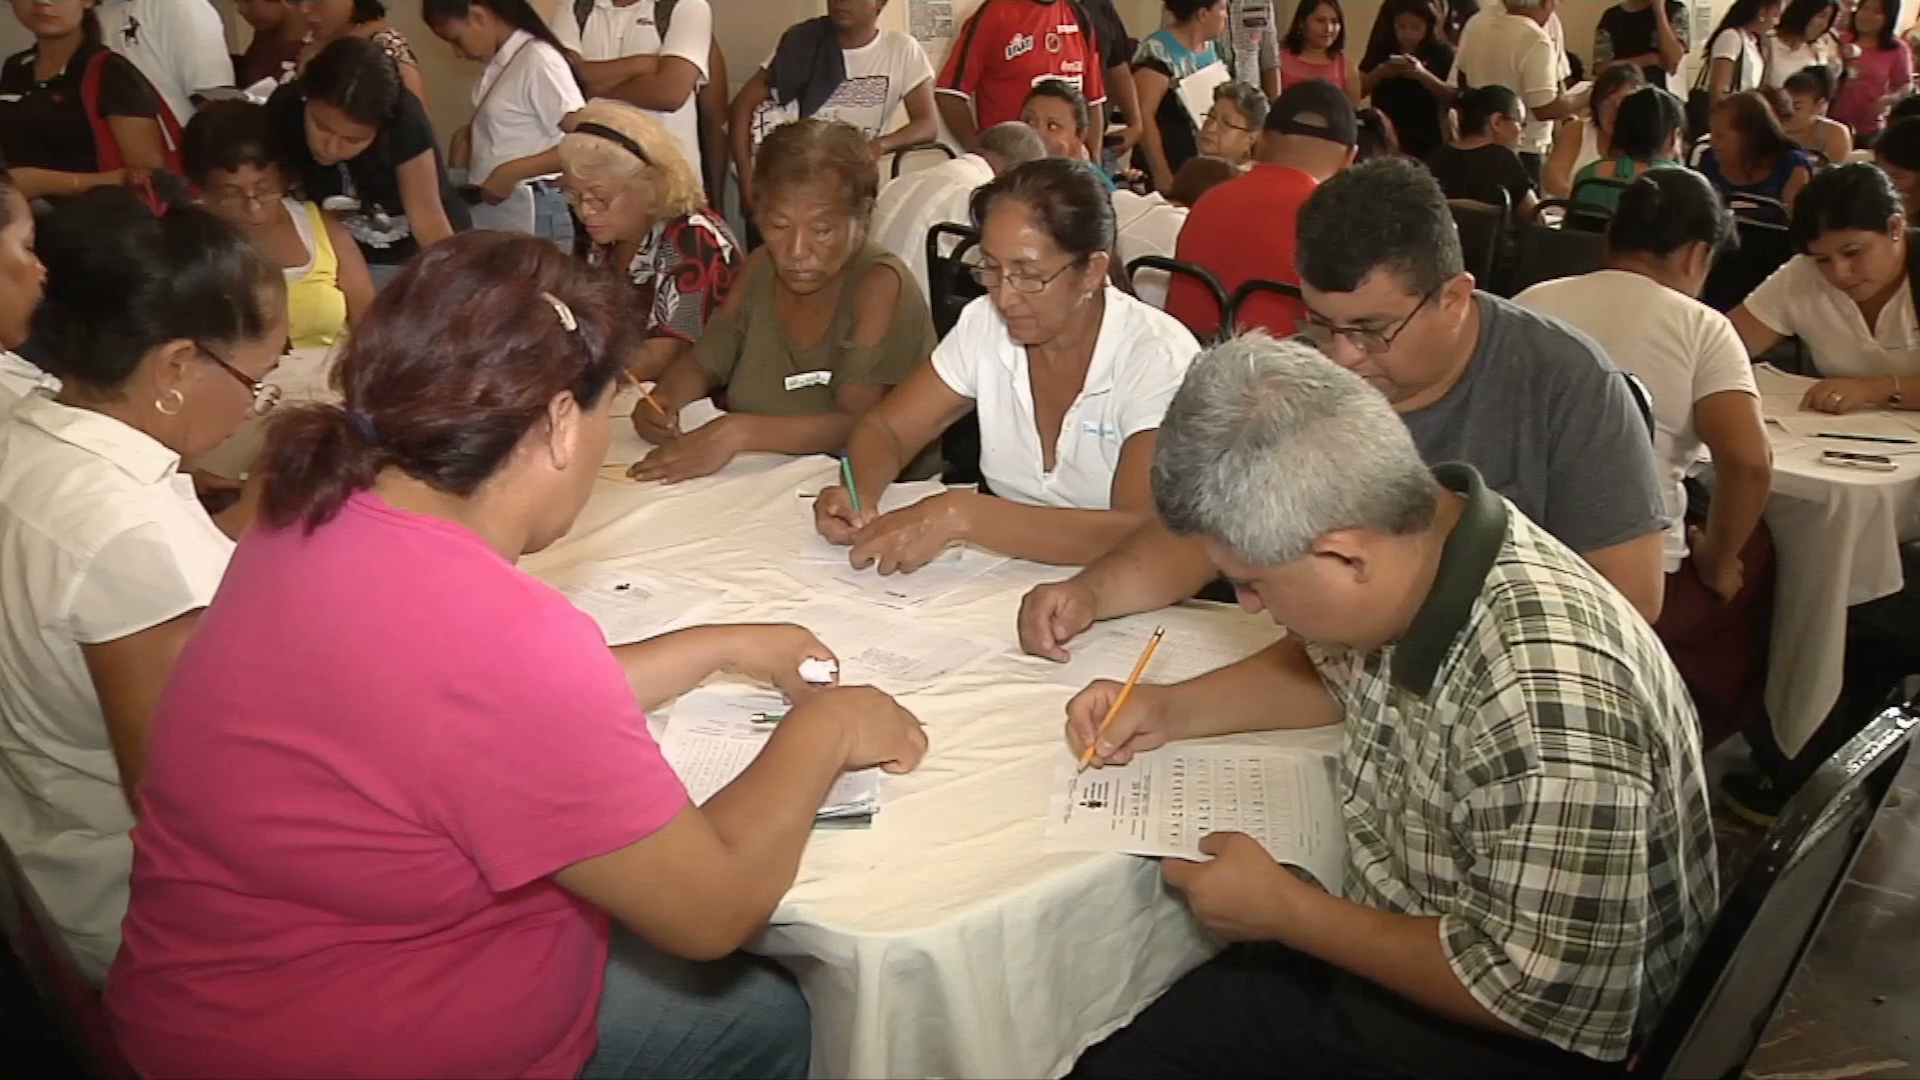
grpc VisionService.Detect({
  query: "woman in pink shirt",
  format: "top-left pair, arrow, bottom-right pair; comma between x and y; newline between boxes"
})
103,232 -> 928,1080
1832,0 -> 1913,141
1279,0 -> 1363,100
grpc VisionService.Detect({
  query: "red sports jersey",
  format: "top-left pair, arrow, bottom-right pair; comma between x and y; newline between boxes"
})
937,0 -> 1109,130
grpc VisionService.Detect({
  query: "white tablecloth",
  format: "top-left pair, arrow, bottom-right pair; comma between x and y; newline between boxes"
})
1748,369 -> 1920,754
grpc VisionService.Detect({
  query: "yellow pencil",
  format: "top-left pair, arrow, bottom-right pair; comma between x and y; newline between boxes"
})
622,368 -> 668,418
1077,626 -> 1165,773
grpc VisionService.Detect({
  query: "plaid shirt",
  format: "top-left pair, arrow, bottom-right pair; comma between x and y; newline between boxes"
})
1306,465 -> 1719,1062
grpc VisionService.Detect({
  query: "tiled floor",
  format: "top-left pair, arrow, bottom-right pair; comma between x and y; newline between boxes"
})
1740,751 -> 1920,1080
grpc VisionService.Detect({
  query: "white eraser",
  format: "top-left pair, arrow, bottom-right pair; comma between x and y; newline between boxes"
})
799,658 -> 839,684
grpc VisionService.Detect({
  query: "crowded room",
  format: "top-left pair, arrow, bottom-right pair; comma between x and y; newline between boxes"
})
2,0 -> 1920,1076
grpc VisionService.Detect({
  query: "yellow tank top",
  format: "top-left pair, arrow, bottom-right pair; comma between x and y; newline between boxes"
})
284,199 -> 348,349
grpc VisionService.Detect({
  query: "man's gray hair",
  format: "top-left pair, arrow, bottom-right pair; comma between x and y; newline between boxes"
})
977,122 -> 1048,170
1151,334 -> 1439,567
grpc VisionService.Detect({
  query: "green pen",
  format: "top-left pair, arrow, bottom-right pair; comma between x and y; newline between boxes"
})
750,712 -> 786,726
840,457 -> 862,516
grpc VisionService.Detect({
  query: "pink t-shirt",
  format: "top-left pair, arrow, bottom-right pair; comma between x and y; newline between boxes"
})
1832,43 -> 1913,134
104,492 -> 688,1079
1279,48 -> 1346,90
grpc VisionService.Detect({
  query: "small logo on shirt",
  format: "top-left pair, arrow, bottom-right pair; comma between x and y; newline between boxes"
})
1080,420 -> 1120,439
122,15 -> 140,45
1045,31 -> 1062,53
1006,33 -> 1034,60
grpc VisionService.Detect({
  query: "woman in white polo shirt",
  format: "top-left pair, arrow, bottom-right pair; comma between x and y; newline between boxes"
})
813,158 -> 1202,571
425,0 -> 586,243
1731,163 -> 1920,414
0,190 -> 287,982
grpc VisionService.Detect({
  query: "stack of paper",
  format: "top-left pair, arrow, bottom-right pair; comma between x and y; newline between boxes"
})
660,690 -> 880,824
550,565 -> 721,645
1043,744 -> 1346,891
784,598 -> 997,693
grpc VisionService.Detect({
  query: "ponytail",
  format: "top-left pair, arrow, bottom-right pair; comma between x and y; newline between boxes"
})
422,0 -> 589,93
259,232 -> 627,532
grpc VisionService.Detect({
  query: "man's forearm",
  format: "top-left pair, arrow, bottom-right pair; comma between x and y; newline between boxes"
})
1163,637 -> 1342,740
936,93 -> 979,149
1075,520 -> 1219,620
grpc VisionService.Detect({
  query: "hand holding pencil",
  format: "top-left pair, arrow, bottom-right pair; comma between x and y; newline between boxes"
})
1065,628 -> 1170,769
624,370 -> 681,444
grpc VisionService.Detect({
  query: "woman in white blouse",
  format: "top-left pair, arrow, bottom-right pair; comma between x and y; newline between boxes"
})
813,158 -> 1201,570
0,191 -> 287,982
0,170 -> 52,408
1702,0 -> 1784,105
1731,163 -> 1920,413
425,0 -> 586,242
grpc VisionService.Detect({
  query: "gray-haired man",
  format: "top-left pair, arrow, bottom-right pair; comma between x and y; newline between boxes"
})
1068,335 -> 1717,1078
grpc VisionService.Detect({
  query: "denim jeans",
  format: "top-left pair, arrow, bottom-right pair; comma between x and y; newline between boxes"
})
578,926 -> 812,1080
532,181 -> 575,250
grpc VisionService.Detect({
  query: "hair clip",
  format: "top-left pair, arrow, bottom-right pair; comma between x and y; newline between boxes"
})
540,291 -> 578,333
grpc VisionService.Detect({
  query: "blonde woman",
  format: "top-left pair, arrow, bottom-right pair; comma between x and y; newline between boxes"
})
559,99 -> 742,382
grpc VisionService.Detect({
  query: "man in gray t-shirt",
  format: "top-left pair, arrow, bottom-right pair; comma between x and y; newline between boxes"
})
1016,158 -> 1668,662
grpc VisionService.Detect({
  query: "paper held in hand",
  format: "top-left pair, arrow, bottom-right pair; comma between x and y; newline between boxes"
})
1043,744 -> 1346,891
660,689 -> 880,823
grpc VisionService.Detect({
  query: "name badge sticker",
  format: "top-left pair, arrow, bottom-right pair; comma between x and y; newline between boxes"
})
784,370 -> 832,391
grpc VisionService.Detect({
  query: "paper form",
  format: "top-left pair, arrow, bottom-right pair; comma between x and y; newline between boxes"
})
661,690 -> 879,820
1034,611 -> 1284,688
1755,364 -> 1920,440
1043,745 -> 1346,891
784,599 -> 997,693
795,480 -> 958,566
809,547 -> 1010,609
550,565 -> 720,646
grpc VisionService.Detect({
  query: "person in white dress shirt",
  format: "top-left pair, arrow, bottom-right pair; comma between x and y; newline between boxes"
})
0,171 -> 53,409
1115,155 -> 1239,308
0,190 -> 287,983
814,158 -> 1202,570
425,0 -> 587,242
869,121 -> 1046,303
553,0 -> 713,180
1732,163 -> 1920,413
93,0 -> 233,125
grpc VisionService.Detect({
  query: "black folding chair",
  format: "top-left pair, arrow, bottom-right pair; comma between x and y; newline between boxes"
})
1126,256 -> 1230,344
1504,203 -> 1609,295
1726,192 -> 1792,227
1447,192 -> 1510,288
890,141 -> 957,180
1224,279 -> 1304,342
1628,698 -> 1917,1078
1701,215 -> 1792,313
925,222 -> 986,484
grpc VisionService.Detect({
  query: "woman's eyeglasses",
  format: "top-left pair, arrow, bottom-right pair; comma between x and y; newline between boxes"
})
1201,109 -> 1255,134
968,261 -> 1075,295
196,342 -> 284,416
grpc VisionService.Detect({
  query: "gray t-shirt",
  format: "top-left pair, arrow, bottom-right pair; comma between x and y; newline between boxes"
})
1401,293 -> 1665,554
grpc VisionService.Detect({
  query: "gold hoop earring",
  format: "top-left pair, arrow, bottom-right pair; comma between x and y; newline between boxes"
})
155,388 -> 185,417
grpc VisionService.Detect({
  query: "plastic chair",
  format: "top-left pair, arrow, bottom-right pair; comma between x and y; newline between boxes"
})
1224,279 -> 1305,342
0,831 -> 130,1078
1627,697 -> 1918,1078
1447,192 -> 1510,288
924,222 -> 986,484
1504,203 -> 1609,295
890,141 -> 957,180
1126,256 -> 1230,344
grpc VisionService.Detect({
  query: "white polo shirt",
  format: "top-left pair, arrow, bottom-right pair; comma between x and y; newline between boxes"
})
870,153 -> 996,302
575,0 -> 711,177
469,31 -> 586,184
1743,255 -> 1920,379
1451,9 -> 1560,155
1111,190 -> 1189,310
0,352 -> 58,412
94,0 -> 234,125
0,395 -> 233,982
931,287 -> 1199,508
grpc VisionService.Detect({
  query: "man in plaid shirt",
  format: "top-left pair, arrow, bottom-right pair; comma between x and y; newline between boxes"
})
1069,335 -> 1718,1077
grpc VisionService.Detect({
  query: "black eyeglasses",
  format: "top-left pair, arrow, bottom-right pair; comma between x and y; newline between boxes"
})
1202,108 -> 1255,134
196,341 -> 284,415
969,260 -> 1076,294
1295,284 -> 1441,354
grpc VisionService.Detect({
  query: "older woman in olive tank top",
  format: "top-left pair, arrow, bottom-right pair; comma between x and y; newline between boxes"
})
629,118 -> 939,483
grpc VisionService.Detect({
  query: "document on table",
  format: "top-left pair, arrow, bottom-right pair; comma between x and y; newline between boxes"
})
795,480 -> 956,565
810,547 -> 1010,609
661,689 -> 879,822
1031,611 -> 1283,687
1044,744 -> 1346,891
550,565 -> 720,646
785,599 -> 997,693
1754,364 -> 1920,441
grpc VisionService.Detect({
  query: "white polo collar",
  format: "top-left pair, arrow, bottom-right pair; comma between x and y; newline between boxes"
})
10,394 -> 182,486
996,285 -> 1122,399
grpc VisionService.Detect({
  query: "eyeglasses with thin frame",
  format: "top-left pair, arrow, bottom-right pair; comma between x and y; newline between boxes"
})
969,260 -> 1076,294
204,179 -> 286,210
196,341 -> 284,416
1294,284 -> 1441,355
1201,108 -> 1255,134
562,185 -> 622,216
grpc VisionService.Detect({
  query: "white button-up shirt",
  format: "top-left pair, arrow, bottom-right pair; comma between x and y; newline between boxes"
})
870,153 -> 996,303
0,395 -> 233,982
572,0 -> 711,177
469,31 -> 586,184
0,352 -> 58,412
94,0 -> 233,126
930,287 -> 1199,509
1743,255 -> 1920,379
